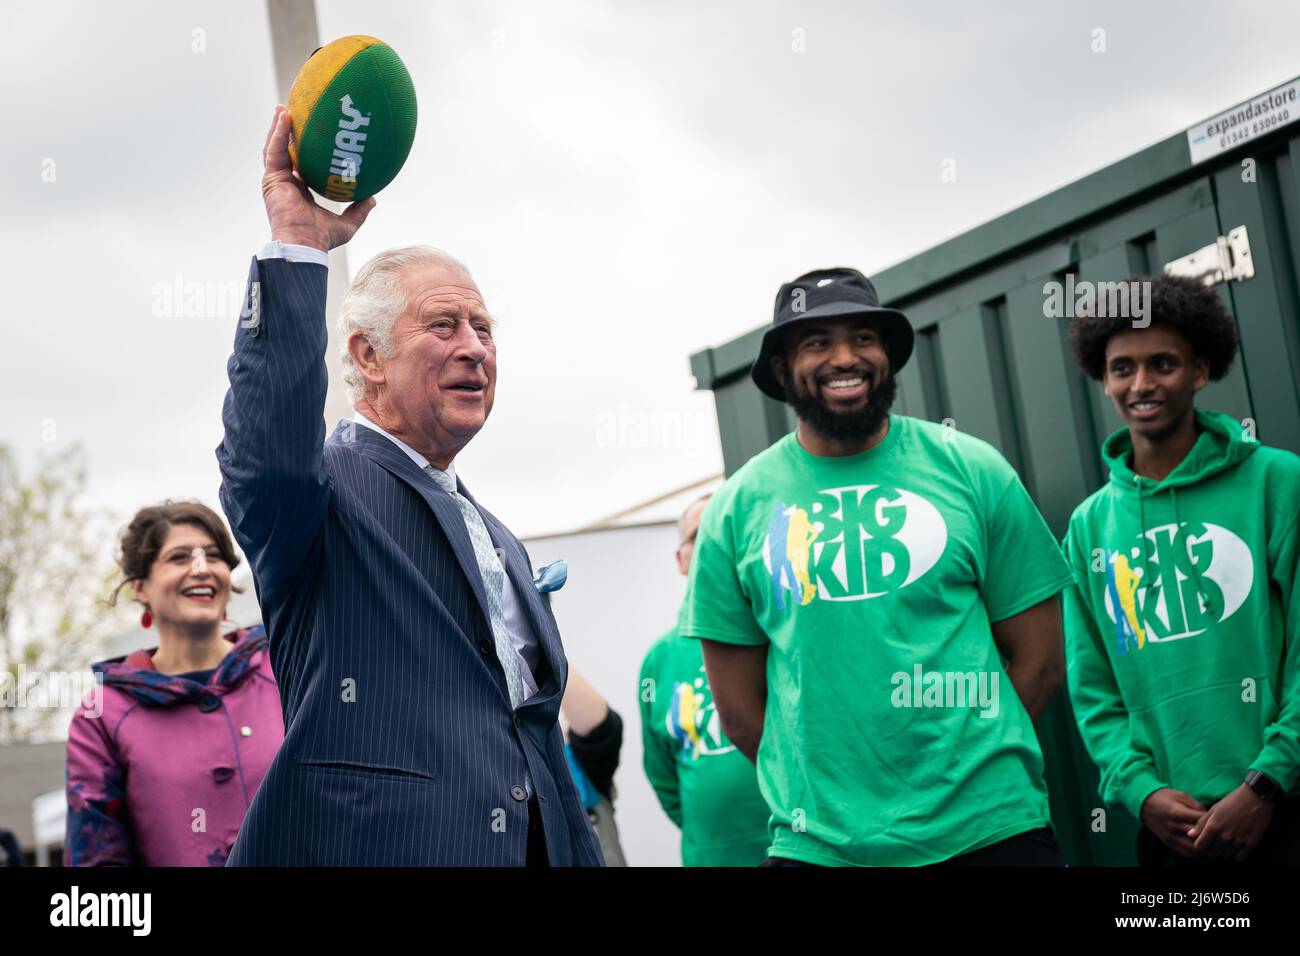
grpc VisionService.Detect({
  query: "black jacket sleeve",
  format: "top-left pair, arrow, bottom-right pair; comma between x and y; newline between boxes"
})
568,707 -> 623,801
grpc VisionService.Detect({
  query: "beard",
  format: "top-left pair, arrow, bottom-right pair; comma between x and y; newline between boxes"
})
787,372 -> 897,444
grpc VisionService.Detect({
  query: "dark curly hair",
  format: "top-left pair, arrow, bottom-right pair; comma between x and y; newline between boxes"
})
109,500 -> 244,606
1067,273 -> 1240,381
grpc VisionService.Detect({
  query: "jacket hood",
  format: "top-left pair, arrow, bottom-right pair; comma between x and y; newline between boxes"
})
1102,409 -> 1257,491
92,625 -> 268,706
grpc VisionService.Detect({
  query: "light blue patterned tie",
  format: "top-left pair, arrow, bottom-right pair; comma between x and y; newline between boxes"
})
426,465 -> 533,794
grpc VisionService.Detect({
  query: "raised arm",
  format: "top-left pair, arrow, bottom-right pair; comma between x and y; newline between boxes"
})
215,107 -> 375,605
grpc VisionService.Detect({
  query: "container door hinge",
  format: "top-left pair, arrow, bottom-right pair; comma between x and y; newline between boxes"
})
1163,225 -> 1255,285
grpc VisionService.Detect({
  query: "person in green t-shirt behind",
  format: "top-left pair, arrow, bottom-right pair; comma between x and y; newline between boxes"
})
639,494 -> 772,866
682,267 -> 1075,867
1062,273 -> 1300,865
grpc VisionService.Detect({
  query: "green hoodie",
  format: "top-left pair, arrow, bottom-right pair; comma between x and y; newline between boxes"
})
1063,409 -> 1300,820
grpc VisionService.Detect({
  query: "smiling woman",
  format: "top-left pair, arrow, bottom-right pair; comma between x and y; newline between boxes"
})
109,501 -> 245,640
63,500 -> 284,867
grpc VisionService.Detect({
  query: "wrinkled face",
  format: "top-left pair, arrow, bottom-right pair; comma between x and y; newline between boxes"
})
382,260 -> 497,447
675,498 -> 709,576
774,315 -> 895,442
1103,324 -> 1207,443
132,524 -> 231,629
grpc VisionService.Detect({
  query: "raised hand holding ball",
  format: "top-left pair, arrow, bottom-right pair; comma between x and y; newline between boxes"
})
262,105 -> 375,252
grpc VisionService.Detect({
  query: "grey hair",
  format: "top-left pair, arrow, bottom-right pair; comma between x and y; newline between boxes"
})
338,245 -> 473,405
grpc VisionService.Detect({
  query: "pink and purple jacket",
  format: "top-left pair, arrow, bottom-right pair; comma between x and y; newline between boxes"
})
64,626 -> 284,866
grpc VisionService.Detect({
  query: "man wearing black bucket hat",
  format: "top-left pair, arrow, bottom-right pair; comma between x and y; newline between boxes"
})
680,267 -> 1074,866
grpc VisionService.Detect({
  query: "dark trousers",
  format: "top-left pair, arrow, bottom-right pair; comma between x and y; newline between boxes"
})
1136,795 -> 1300,866
526,797 -> 549,867
758,827 -> 1062,867
934,827 -> 1061,866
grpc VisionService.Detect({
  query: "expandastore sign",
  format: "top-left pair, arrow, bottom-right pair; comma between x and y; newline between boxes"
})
1187,75 -> 1300,164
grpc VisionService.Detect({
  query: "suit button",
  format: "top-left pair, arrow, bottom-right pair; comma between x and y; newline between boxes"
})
511,786 -> 527,801
212,766 -> 235,784
479,639 -> 493,658
198,694 -> 220,713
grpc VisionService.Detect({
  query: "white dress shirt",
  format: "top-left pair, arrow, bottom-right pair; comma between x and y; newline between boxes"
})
259,239 -> 330,265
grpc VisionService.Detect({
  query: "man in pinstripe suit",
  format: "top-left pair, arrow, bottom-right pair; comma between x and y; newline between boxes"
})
216,105 -> 604,866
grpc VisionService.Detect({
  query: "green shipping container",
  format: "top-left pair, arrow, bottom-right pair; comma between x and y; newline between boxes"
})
689,75 -> 1300,866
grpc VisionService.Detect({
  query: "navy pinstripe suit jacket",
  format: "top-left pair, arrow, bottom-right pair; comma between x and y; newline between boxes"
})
216,255 -> 604,866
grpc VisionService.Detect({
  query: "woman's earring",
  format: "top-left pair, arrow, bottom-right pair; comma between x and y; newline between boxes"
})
141,607 -> 153,629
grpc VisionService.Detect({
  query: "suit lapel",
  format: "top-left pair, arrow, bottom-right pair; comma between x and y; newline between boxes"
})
331,421 -> 565,709
333,422 -> 494,629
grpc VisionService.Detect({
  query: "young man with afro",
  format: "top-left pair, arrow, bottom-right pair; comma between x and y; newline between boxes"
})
1062,272 -> 1300,865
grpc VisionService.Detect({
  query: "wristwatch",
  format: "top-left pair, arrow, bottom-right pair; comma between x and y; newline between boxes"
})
1245,770 -> 1282,801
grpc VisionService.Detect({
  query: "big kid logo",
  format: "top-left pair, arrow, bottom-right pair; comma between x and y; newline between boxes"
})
763,484 -> 948,607
666,665 -> 734,759
1103,521 -> 1253,653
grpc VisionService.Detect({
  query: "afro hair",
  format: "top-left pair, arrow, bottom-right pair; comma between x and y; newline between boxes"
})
1067,273 -> 1240,381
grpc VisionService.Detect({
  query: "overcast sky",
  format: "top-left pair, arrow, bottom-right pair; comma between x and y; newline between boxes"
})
6,0 -> 1300,549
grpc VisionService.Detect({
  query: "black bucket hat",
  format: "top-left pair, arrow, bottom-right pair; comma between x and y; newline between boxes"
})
750,267 -> 914,402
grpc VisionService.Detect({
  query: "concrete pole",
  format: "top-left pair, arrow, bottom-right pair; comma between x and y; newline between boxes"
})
264,0 -> 354,430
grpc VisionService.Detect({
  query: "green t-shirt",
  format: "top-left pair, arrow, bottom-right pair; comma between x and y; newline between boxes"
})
639,626 -> 772,866
681,415 -> 1074,866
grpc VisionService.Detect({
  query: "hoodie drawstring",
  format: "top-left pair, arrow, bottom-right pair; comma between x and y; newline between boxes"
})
1135,478 -> 1149,582
1135,483 -> 1214,622
1173,486 -> 1217,620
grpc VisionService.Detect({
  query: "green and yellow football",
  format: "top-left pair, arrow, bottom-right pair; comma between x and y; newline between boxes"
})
286,35 -> 417,203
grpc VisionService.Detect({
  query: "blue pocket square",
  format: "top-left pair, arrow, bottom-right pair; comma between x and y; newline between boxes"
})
534,560 -> 567,593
